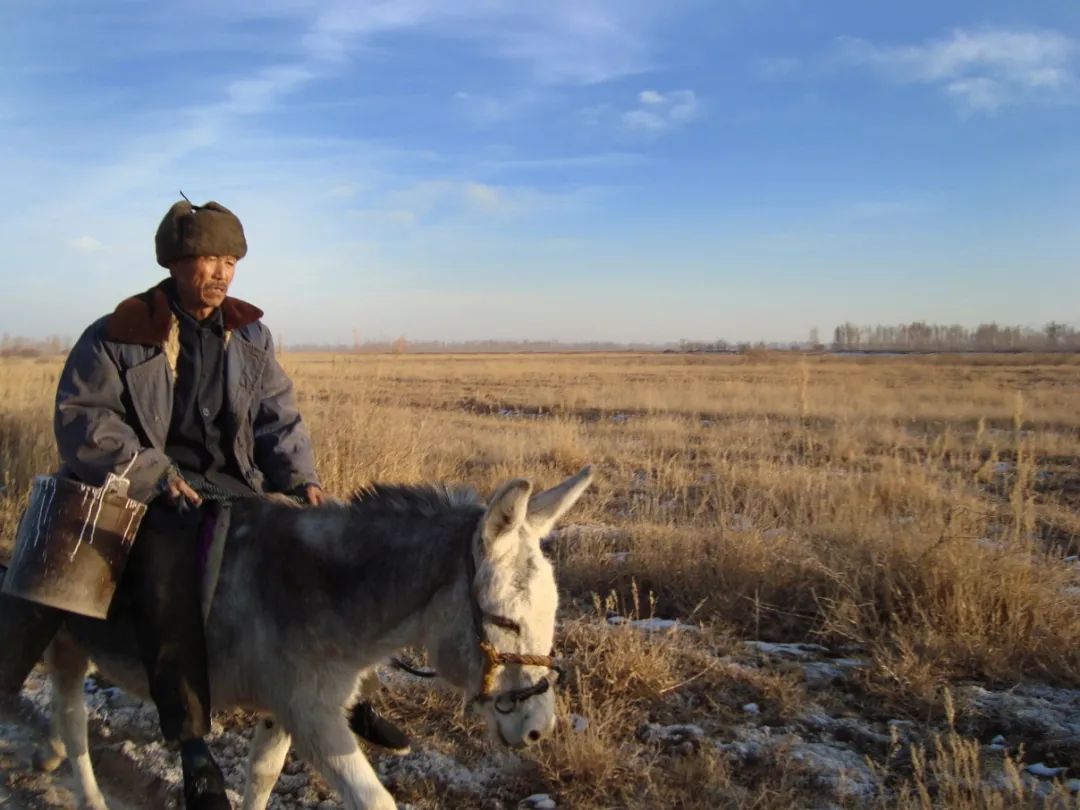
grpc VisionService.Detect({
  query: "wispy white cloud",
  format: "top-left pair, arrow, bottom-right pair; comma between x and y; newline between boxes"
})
836,27 -> 1077,114
357,178 -> 584,226
301,1 -> 656,84
70,235 -> 106,253
13,0 -> 671,219
485,4 -> 656,85
621,89 -> 701,132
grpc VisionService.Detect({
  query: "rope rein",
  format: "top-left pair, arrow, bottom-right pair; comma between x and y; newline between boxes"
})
392,528 -> 565,710
465,535 -> 563,706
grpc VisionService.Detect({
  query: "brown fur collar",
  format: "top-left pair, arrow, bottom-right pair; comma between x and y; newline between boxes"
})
104,280 -> 263,345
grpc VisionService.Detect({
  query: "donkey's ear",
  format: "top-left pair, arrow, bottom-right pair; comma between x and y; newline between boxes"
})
526,465 -> 594,539
481,478 -> 532,553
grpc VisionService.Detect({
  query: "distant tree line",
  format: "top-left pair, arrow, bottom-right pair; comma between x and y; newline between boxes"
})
3,323 -> 1077,358
830,321 -> 1079,352
676,339 -> 737,353
289,337 -> 665,354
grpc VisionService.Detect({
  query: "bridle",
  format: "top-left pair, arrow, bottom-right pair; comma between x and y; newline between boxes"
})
464,535 -> 564,714
390,529 -> 565,713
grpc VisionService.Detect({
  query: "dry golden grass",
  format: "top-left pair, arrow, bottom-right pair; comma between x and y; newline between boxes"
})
2,351 -> 1079,808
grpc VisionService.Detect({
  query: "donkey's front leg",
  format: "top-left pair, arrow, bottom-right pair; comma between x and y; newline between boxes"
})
286,708 -> 397,810
241,715 -> 292,810
43,636 -> 108,810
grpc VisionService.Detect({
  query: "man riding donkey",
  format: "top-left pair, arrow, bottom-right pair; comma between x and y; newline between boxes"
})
0,199 -> 409,809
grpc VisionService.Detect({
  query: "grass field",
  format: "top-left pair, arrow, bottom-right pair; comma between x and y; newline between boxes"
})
1,352 -> 1078,808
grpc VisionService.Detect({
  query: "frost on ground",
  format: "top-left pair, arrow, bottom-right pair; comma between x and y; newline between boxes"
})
3,627 -> 1080,808
0,667 -> 532,810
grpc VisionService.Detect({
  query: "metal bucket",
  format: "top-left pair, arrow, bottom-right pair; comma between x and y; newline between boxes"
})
1,475 -> 146,619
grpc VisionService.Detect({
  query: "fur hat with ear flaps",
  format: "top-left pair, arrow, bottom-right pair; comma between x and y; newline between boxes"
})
154,199 -> 248,268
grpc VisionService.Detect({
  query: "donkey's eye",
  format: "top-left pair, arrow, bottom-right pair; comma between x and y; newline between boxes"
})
494,695 -> 517,714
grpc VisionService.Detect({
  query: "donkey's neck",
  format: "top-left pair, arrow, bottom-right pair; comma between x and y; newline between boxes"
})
227,496 -> 483,666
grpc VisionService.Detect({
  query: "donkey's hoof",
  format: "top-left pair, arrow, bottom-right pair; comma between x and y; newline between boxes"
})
32,746 -> 64,773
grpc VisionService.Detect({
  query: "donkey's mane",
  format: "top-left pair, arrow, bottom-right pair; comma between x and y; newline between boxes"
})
347,482 -> 483,520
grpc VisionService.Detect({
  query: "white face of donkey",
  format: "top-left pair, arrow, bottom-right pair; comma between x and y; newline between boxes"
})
459,466 -> 593,749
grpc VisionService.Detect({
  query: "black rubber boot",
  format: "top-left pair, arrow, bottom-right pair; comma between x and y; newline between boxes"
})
180,739 -> 231,810
347,700 -> 411,754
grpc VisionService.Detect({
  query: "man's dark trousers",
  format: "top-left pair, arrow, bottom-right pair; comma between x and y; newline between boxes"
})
122,500 -> 212,742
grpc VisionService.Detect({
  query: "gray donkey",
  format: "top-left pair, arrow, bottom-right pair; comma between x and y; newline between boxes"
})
32,466 -> 593,810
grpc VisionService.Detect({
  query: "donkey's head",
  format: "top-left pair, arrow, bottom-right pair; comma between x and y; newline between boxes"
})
432,466 -> 593,749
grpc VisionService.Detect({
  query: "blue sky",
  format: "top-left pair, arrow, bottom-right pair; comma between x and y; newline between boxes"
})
1,1 -> 1076,344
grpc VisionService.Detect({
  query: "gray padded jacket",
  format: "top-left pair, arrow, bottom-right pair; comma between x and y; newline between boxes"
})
54,281 -> 319,502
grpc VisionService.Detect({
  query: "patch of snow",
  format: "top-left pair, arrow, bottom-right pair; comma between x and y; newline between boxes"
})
762,528 -> 787,540
957,683 -> 1080,744
745,641 -> 829,658
1065,778 -> 1080,794
379,748 -> 502,797
520,794 -> 557,809
717,726 -> 877,801
1026,763 -> 1066,778
802,658 -> 868,688
788,741 -> 878,800
568,713 -> 589,734
798,707 -> 835,731
988,734 -> 1007,751
742,703 -> 760,715
605,551 -> 630,564
639,722 -> 705,754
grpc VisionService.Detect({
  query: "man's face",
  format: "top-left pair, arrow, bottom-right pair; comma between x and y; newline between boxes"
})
169,255 -> 238,313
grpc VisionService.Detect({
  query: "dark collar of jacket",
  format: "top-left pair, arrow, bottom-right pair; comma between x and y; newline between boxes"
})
104,279 -> 263,346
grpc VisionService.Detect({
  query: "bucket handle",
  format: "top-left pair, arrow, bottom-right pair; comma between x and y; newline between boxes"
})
118,451 -> 140,482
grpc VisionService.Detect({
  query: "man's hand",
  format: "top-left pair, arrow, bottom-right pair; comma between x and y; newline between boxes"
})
304,484 -> 326,506
163,473 -> 202,508
159,468 -> 203,507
